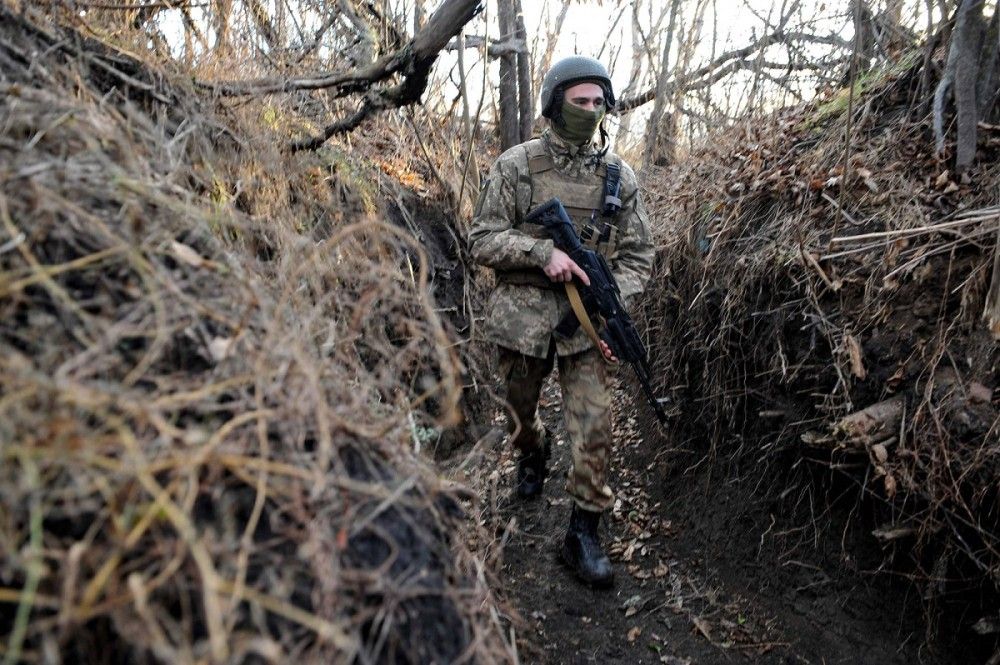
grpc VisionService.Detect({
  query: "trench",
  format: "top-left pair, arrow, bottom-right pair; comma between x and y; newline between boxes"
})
470,371 -> 975,665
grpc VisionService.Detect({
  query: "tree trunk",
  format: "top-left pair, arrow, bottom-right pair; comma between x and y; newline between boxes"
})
953,0 -> 987,172
654,0 -> 708,165
339,0 -> 378,66
497,0 -> 520,150
616,3 -> 651,145
513,0 -> 533,141
850,0 -> 876,76
976,8 -> 1000,120
933,0 -> 992,172
986,219 -> 1000,339
213,0 -> 232,53
643,0 -> 682,166
248,0 -> 279,50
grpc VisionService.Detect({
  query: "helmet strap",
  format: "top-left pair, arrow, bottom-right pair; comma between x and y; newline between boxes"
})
550,87 -> 566,125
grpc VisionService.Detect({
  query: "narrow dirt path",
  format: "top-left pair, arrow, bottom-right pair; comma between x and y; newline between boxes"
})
487,373 -> 961,665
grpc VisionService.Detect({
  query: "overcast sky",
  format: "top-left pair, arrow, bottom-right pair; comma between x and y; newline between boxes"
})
150,1 -> 922,147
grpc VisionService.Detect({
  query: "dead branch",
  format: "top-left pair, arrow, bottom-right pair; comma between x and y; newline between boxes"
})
338,0 -> 378,66
619,28 -> 853,113
72,0 -> 206,8
536,0 -> 571,90
445,33 -> 525,58
198,0 -> 480,99
642,0 -> 681,165
289,0 -> 482,151
246,0 -> 278,49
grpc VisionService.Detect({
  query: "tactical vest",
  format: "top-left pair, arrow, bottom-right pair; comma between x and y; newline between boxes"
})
498,138 -> 624,289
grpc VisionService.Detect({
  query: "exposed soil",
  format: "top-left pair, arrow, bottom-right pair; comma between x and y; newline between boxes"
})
486,373 -> 970,665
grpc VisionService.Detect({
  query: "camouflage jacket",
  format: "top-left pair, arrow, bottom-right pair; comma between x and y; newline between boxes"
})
468,128 -> 654,358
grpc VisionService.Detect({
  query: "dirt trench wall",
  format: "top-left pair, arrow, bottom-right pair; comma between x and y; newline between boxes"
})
638,58 -> 999,639
0,8 -> 511,664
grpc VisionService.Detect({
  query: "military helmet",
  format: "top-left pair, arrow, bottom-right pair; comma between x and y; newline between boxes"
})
540,56 -> 615,118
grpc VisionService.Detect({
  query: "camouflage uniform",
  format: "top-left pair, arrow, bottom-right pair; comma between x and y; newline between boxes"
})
468,128 -> 654,512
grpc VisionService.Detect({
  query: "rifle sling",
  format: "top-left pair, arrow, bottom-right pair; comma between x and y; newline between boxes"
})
565,282 -> 615,365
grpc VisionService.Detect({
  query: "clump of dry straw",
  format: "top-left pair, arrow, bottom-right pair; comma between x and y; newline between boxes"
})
640,53 -> 999,604
0,7 -> 512,664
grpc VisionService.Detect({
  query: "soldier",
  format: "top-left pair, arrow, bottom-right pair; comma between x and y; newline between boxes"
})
468,56 -> 654,587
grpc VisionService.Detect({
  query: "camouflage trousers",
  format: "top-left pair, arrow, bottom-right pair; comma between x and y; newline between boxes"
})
497,343 -> 614,512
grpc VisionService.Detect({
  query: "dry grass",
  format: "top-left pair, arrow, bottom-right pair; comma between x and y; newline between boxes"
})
640,54 -> 1000,608
0,7 -> 512,664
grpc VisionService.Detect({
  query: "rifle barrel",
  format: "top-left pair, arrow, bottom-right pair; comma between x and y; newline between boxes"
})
633,364 -> 669,424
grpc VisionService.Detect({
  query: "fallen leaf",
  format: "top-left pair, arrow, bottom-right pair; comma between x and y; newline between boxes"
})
622,594 -> 644,614
872,525 -> 915,542
660,657 -> 692,665
886,365 -> 905,391
627,626 -> 642,643
845,333 -> 867,380
800,430 -> 832,446
884,473 -> 897,498
973,616 -> 1000,635
870,443 -> 888,464
969,382 -> 992,404
170,240 -> 208,268
208,336 -> 234,362
692,617 -> 713,641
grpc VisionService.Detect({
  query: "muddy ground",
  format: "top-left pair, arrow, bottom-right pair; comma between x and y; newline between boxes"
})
475,373 -> 976,665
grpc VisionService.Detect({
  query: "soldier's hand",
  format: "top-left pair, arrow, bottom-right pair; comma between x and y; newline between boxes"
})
599,340 -> 619,363
544,248 -> 590,285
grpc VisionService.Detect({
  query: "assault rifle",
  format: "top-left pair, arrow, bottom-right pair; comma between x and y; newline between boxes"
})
525,197 -> 669,425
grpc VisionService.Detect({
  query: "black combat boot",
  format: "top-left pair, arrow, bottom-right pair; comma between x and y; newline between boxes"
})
514,435 -> 551,499
562,504 -> 613,587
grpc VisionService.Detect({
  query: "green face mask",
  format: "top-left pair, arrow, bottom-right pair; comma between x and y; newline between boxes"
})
553,99 -> 605,145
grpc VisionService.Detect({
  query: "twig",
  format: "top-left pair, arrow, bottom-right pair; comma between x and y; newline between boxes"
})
830,216 -> 994,243
3,455 -> 42,665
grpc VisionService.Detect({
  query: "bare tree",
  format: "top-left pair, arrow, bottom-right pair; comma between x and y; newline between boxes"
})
642,0 -> 682,166
514,0 -> 533,141
933,0 -> 999,172
617,1 -> 671,150
536,0 -> 571,92
212,0 -> 233,52
497,0 -> 520,149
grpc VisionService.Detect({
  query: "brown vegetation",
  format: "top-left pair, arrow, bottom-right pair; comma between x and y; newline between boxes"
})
0,7 -> 510,663
640,52 -> 1000,632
